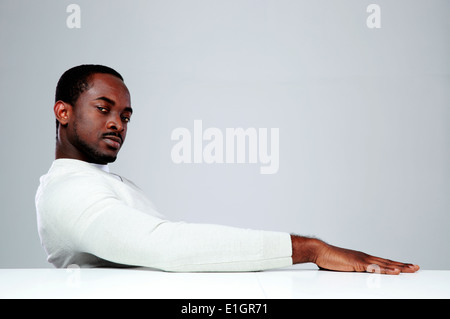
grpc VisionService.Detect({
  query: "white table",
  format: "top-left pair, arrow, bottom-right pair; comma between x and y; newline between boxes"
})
1,266 -> 449,299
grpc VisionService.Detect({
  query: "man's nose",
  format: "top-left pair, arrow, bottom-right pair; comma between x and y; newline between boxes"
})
106,114 -> 124,132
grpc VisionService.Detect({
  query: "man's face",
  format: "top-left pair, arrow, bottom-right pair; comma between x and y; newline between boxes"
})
67,73 -> 132,164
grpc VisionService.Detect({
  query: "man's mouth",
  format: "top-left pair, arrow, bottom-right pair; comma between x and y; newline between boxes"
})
103,133 -> 122,150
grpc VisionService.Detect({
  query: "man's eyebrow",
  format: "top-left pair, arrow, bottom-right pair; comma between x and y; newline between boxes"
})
94,96 -> 116,105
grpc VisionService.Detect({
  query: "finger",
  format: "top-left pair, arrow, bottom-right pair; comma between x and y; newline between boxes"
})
383,267 -> 401,275
370,257 -> 420,273
397,264 -> 420,273
366,264 -> 400,275
383,262 -> 420,273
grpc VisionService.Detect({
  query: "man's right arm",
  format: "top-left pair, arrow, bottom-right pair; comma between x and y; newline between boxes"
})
37,173 -> 292,271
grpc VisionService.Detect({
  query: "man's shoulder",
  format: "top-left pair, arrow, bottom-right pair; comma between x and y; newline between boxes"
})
37,159 -> 118,197
48,158 -> 103,173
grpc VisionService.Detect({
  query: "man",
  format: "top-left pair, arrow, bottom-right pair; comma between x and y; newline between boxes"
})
35,64 -> 420,274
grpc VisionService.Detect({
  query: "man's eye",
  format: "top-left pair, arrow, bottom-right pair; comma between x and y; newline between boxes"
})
122,116 -> 131,123
97,107 -> 108,113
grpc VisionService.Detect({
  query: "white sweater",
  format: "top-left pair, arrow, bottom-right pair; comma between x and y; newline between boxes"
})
35,159 -> 293,271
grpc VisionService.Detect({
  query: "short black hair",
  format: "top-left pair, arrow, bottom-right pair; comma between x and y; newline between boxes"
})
54,64 -> 124,134
55,64 -> 124,104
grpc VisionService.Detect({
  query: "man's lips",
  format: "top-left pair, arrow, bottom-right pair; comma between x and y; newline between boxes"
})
103,134 -> 122,149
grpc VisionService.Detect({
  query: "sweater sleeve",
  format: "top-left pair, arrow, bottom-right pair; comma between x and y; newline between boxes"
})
37,173 -> 293,272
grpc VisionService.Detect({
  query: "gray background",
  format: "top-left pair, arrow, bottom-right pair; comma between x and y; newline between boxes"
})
1,0 -> 449,269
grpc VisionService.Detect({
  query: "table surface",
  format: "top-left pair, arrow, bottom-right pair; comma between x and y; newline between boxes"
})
1,266 -> 449,299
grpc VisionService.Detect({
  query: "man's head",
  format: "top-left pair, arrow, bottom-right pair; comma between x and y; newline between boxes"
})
54,65 -> 132,164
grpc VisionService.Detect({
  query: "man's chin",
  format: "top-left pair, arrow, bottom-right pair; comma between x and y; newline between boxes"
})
97,154 -> 117,164
86,151 -> 118,165
73,133 -> 120,164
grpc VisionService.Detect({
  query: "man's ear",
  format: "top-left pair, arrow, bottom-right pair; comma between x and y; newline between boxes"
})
54,101 -> 72,126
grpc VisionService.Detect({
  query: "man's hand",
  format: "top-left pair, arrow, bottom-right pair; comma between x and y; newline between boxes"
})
291,235 -> 420,275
